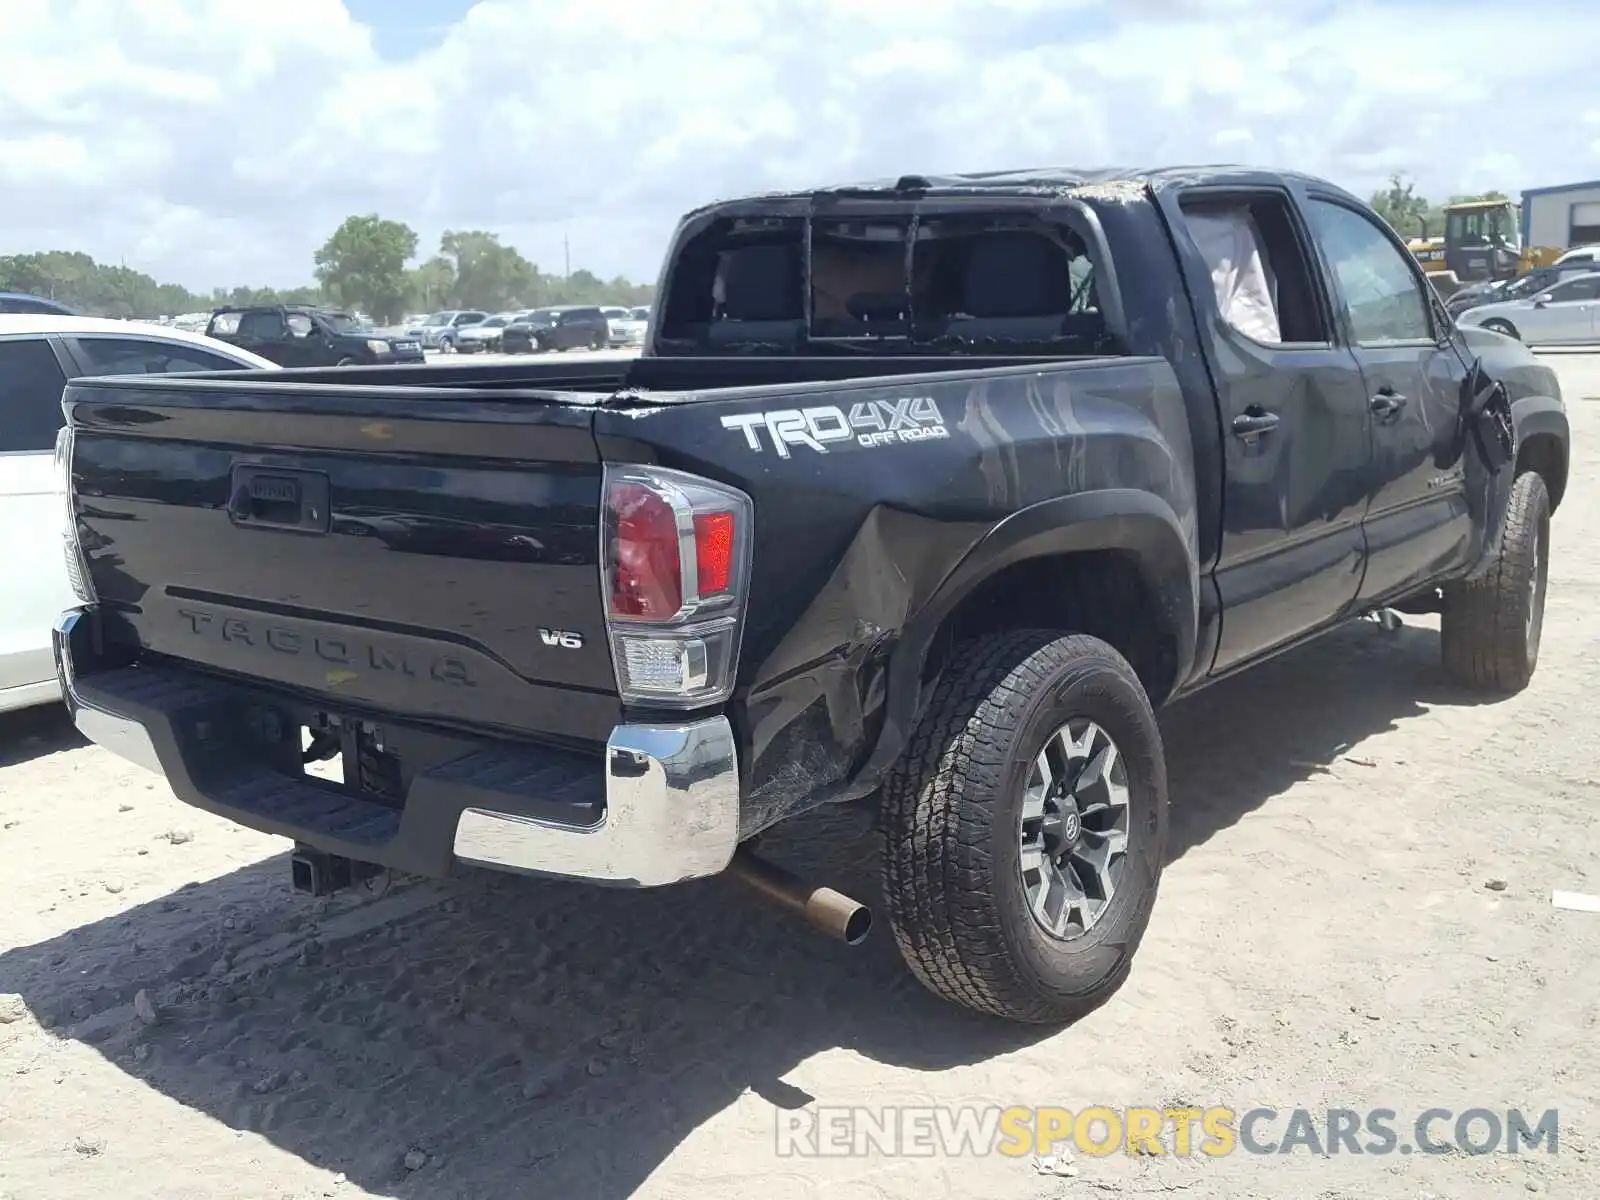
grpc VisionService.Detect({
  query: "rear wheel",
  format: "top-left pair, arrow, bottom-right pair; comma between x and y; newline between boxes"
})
879,630 -> 1168,1024
1441,470 -> 1551,693
1482,318 -> 1520,341
590,330 -> 607,350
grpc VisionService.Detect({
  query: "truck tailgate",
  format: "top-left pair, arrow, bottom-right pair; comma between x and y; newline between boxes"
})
65,378 -> 621,745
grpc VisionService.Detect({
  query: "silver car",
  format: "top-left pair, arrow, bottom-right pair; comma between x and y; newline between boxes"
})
1457,273 -> 1600,345
406,309 -> 491,351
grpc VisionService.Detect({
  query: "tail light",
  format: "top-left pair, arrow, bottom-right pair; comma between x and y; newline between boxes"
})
601,464 -> 753,708
55,426 -> 96,605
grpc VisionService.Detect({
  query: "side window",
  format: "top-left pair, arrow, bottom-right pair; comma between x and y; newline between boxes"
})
1307,200 -> 1434,344
237,310 -> 287,340
0,337 -> 70,453
1546,277 -> 1600,303
1179,194 -> 1330,346
72,337 -> 245,376
209,311 -> 242,336
286,314 -> 316,338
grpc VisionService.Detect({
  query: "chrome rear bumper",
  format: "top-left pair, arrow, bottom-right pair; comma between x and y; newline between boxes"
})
54,607 -> 741,887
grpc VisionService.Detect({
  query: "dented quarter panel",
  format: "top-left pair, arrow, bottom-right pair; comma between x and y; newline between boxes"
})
593,356 -> 1197,838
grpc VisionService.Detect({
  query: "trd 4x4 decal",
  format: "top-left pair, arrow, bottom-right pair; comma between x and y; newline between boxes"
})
720,396 -> 949,458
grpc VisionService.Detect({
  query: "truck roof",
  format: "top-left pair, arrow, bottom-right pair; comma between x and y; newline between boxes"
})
684,164 -> 1367,214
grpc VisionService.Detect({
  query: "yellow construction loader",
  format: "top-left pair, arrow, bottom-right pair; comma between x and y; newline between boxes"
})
1407,198 -> 1526,298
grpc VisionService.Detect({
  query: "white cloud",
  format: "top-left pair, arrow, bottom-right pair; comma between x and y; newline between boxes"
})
2,0 -> 1598,291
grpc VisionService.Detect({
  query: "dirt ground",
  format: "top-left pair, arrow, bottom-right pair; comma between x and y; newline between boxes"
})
2,353 -> 1597,1200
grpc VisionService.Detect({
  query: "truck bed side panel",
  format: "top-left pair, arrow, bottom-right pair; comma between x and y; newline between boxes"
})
593,357 -> 1197,835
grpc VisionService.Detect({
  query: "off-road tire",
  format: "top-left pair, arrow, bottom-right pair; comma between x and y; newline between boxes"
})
1482,318 -> 1520,341
1441,470 -> 1551,693
880,630 -> 1168,1025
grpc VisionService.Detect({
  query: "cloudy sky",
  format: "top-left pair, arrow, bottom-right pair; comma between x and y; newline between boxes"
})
3,0 -> 1598,293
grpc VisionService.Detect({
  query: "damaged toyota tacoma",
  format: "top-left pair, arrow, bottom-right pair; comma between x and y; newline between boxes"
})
54,167 -> 1567,1024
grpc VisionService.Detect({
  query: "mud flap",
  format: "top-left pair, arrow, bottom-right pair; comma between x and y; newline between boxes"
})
1458,357 -> 1517,582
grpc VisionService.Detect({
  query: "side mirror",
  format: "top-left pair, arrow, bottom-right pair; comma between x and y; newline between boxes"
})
1533,294 -> 1552,308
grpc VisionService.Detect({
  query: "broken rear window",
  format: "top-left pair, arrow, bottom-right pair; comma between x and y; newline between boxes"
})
657,210 -> 1115,356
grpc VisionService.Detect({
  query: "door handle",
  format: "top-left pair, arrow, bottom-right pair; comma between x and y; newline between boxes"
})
1370,391 -> 1408,418
1231,409 -> 1281,437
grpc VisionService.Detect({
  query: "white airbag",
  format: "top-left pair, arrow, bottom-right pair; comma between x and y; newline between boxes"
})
1186,208 -> 1282,344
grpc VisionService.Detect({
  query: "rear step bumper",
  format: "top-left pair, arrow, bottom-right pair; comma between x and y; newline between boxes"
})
54,607 -> 740,888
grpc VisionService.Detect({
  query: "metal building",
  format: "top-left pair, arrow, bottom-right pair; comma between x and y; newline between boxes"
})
1521,180 -> 1600,252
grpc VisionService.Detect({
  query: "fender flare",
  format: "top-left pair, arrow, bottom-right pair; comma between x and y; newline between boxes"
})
859,488 -> 1200,780
1511,394 -> 1570,508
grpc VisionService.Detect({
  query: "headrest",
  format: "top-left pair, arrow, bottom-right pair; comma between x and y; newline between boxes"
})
961,233 -> 1071,318
720,244 -> 803,321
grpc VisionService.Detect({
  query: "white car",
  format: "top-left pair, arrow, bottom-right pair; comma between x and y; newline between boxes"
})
455,312 -> 521,353
1553,244 -> 1600,267
607,305 -> 651,347
1456,273 -> 1600,346
0,316 -> 276,715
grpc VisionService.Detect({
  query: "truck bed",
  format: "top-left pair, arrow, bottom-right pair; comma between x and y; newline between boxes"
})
64,355 -> 1097,736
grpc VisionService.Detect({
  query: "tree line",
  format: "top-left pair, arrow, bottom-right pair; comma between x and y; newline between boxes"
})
2,180 -> 1512,321
1368,173 -> 1513,239
0,214 -> 654,322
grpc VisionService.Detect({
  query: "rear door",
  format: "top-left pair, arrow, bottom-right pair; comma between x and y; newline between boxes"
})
232,309 -> 294,364
1165,184 -> 1374,673
1302,195 -> 1475,603
1525,275 -> 1600,344
0,335 -> 76,696
61,333 -> 258,376
283,312 -> 333,366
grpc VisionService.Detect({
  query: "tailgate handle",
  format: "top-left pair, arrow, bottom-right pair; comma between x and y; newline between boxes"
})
228,466 -> 331,534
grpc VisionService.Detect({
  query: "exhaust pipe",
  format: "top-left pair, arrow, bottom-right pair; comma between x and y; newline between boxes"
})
726,847 -> 873,946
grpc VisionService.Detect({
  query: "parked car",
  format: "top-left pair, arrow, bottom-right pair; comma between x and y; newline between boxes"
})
1448,264 -> 1600,317
454,312 -> 521,354
406,310 -> 491,351
500,305 -> 610,352
0,316 -> 276,715
607,309 -> 649,347
1553,244 -> 1600,267
52,166 -> 1564,1026
1443,277 -> 1509,317
206,306 -> 424,367
1456,272 -> 1600,345
0,292 -> 76,316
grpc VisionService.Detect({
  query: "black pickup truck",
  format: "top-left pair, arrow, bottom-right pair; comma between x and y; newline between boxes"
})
53,167 -> 1567,1025
206,305 -> 425,368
